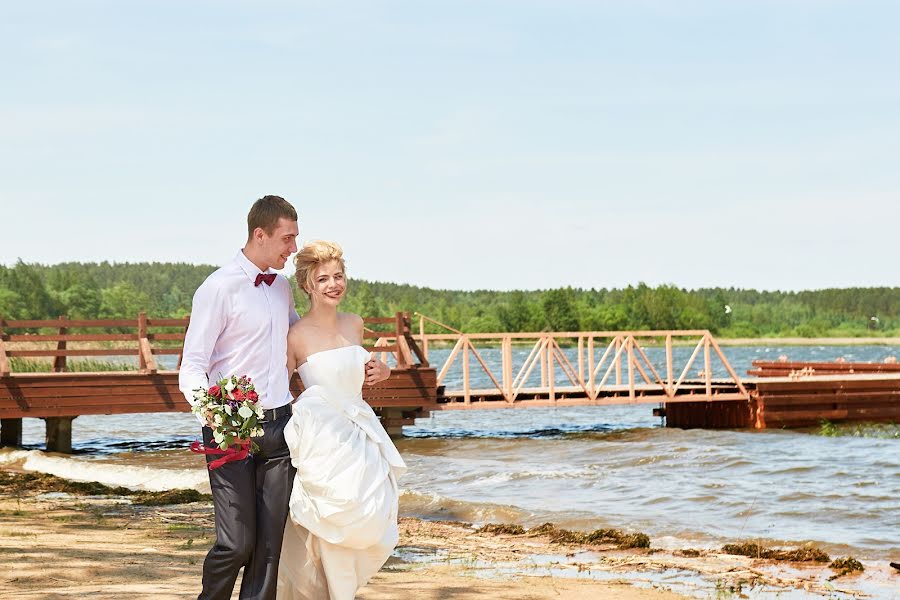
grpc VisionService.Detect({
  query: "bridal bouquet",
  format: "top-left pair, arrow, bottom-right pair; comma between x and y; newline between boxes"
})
189,374 -> 266,469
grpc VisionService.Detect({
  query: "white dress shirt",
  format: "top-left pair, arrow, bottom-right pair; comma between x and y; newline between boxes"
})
179,250 -> 300,425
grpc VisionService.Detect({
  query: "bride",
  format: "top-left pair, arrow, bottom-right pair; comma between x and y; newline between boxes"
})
277,240 -> 407,600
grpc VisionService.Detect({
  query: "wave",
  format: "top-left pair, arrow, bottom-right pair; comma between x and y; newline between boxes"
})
399,489 -> 533,524
0,448 -> 208,492
403,424 -> 620,439
401,424 -> 664,443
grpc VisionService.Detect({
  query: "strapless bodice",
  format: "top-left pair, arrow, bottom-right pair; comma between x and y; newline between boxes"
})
297,345 -> 369,399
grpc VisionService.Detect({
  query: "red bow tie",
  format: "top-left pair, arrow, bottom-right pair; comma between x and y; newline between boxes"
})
255,273 -> 276,287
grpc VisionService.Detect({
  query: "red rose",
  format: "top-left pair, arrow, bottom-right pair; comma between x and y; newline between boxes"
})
208,385 -> 221,397
232,389 -> 246,401
248,390 -> 259,401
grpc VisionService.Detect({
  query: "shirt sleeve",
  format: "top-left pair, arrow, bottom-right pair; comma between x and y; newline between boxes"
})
284,276 -> 301,325
179,279 -> 226,426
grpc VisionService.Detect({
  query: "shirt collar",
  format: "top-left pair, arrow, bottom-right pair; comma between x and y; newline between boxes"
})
234,250 -> 272,284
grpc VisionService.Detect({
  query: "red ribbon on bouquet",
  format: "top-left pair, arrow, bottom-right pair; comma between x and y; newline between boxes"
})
190,439 -> 252,470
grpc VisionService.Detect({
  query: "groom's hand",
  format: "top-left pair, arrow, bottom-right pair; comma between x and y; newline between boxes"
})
364,358 -> 391,386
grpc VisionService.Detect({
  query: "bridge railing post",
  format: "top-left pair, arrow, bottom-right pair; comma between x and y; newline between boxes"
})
666,334 -> 673,393
401,312 -> 429,368
394,312 -> 410,369
502,336 -> 512,401
587,336 -> 595,397
704,333 -> 713,398
0,319 -> 9,377
577,336 -> 584,386
462,336 -> 470,405
627,337 -> 636,401
615,337 -> 623,385
138,312 -> 157,374
548,337 -> 555,403
419,314 -> 428,362
53,316 -> 68,372
540,336 -> 548,388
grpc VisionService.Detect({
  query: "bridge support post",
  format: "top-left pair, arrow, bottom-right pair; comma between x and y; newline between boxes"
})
0,418 -> 23,448
379,408 -> 408,438
45,416 -> 76,453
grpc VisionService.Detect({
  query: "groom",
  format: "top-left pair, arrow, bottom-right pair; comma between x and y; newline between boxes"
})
179,195 -> 389,600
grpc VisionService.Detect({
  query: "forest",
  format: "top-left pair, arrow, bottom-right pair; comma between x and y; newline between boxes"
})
0,261 -> 897,337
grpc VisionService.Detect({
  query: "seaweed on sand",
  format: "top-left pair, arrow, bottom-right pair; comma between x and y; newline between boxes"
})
828,557 -> 864,579
475,523 -> 525,535
721,542 -> 830,563
477,521 -> 650,549
0,470 -> 210,505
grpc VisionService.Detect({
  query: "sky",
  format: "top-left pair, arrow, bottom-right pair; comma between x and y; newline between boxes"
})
1,1 -> 898,292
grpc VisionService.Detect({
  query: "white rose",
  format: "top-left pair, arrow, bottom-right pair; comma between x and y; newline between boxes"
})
255,407 -> 265,419
224,405 -> 233,416
238,405 -> 254,419
224,379 -> 236,393
193,389 -> 206,400
253,428 -> 264,437
213,414 -> 224,425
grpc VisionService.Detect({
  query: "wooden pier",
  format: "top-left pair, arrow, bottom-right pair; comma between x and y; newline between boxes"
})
2,312 -> 898,452
0,313 -> 438,451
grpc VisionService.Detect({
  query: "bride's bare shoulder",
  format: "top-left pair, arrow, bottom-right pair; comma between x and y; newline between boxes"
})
337,312 -> 363,326
288,317 -> 309,336
337,312 -> 364,344
288,317 -> 318,347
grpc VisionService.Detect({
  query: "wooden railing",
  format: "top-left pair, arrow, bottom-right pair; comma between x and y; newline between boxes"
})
0,314 -> 189,376
415,313 -> 749,405
365,312 -> 429,369
0,312 -> 428,376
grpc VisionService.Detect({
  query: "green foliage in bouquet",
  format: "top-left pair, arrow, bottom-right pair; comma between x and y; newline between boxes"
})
192,375 -> 265,452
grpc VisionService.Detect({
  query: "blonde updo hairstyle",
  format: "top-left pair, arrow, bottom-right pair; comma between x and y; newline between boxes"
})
293,240 -> 347,298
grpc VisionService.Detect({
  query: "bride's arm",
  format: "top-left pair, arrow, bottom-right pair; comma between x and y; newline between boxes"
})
352,313 -> 365,345
286,324 -> 305,373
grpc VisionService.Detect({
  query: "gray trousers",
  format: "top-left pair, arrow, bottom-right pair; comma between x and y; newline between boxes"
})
199,414 -> 295,600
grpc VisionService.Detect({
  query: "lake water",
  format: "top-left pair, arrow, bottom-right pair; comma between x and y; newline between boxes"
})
2,344 -> 898,564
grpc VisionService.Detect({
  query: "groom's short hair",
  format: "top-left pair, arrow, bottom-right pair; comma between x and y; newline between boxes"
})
247,195 -> 298,237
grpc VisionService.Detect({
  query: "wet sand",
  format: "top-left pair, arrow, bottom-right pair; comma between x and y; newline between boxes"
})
0,472 -> 887,599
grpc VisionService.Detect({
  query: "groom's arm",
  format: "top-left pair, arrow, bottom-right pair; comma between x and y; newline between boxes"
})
179,281 -> 226,426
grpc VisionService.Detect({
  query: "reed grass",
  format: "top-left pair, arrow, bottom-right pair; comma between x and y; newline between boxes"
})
8,357 -> 137,373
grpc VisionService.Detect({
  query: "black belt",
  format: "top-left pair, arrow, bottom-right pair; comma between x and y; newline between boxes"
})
261,403 -> 292,422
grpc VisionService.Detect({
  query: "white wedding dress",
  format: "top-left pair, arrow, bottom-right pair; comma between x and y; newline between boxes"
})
276,345 -> 407,600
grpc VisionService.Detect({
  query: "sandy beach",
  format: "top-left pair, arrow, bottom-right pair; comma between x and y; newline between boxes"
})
3,470 -> 892,600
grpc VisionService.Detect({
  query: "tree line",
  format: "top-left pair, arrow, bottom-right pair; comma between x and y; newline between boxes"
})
0,261 -> 897,337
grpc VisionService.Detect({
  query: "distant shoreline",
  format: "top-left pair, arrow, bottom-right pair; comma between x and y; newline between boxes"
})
415,336 -> 900,350
716,336 -> 900,346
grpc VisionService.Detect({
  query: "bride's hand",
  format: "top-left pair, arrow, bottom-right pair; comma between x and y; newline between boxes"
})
364,357 -> 391,385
